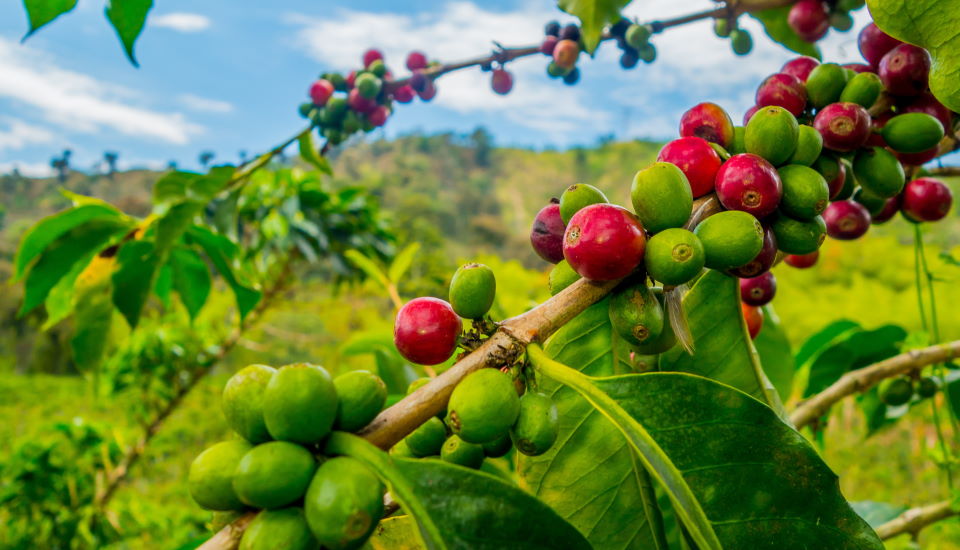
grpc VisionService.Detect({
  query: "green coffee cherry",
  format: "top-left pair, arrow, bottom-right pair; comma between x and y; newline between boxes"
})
334,370 -> 388,432
839,72 -> 883,109
730,29 -> 752,55
693,211 -> 764,270
446,368 -> 520,444
609,283 -> 664,347
390,439 -> 416,458
853,147 -> 906,198
770,213 -> 826,255
731,126 -> 747,155
481,433 -> 513,458
638,43 -> 657,63
916,377 -> 938,399
806,63 -> 848,109
634,288 -> 677,355
189,440 -> 252,511
631,162 -> 693,233
441,435 -> 486,468
264,363 -> 338,445
713,18 -> 732,38
625,24 -> 652,49
305,457 -> 384,550
367,59 -> 387,77
406,417 -> 447,457
830,11 -> 854,31
510,392 -> 559,457
449,263 -> 496,319
788,125 -> 824,166
223,364 -> 276,444
834,158 -> 856,201
233,442 -> 317,509
549,260 -> 581,296
745,106 -> 799,166
879,377 -> 914,406
239,508 -> 317,550
559,183 -> 609,224
643,228 -> 705,286
778,165 -> 830,220
881,113 -> 945,154
355,73 -> 382,99
852,187 -> 888,215
547,61 -> 571,78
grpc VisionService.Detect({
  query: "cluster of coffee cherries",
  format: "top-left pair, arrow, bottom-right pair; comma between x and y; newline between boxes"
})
539,21 -> 585,84
608,18 -> 657,69
878,373 -> 940,407
391,264 -> 560,464
299,49 -> 439,146
787,0 -> 863,43
188,363 -> 392,549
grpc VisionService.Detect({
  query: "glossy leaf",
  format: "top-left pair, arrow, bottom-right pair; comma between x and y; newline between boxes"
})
388,242 -> 421,283
72,256 -> 116,371
170,248 -> 211,320
104,0 -> 153,66
327,433 -> 590,550
804,325 -> 907,397
21,0 -> 78,38
530,348 -> 884,550
298,132 -> 333,175
749,7 -> 821,59
111,240 -> 161,328
558,0 -> 629,54
794,319 -> 860,369
155,202 -> 202,253
754,305 -> 795,401
153,263 -> 172,307
660,270 -> 784,415
867,0 -> 960,112
519,301 -> 668,550
187,226 -> 261,319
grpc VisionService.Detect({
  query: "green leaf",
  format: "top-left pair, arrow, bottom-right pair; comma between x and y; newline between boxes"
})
298,132 -> 333,175
19,220 -> 130,316
749,7 -> 822,59
42,254 -> 91,330
519,300 -> 668,550
388,242 -> 421,283
154,263 -> 172,307
155,201 -> 202,253
557,0 -> 629,54
804,325 -> 907,397
529,347 -> 884,550
794,319 -> 860,368
170,247 -> 211,320
345,249 -> 389,288
326,432 -> 590,550
374,348 -> 418,395
754,305 -> 795,402
153,167 -> 236,209
15,204 -> 126,281
660,270 -> 784,415
867,0 -> 960,112
104,0 -> 153,66
72,256 -> 116,371
187,226 -> 261,319
111,240 -> 161,328
21,0 -> 78,38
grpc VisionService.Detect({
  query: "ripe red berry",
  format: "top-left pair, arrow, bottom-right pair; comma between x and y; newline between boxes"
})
788,0 -> 830,43
902,92 -> 953,132
729,225 -> 778,278
348,88 -> 377,114
491,69 -> 513,95
393,85 -> 415,103
679,102 -> 735,149
715,153 -> 783,219
740,271 -> 777,307
394,297 -> 461,365
858,23 -> 902,67
743,105 -> 760,125
895,147 -> 940,166
553,39 -> 580,69
781,56 -> 819,82
563,204 -> 646,281
363,49 -> 384,68
418,80 -> 437,101
755,72 -> 808,116
530,202 -> 566,263
871,195 -> 901,224
368,105 -> 390,127
901,178 -> 952,222
824,200 -> 871,240
309,79 -> 335,106
656,137 -> 722,198
540,36 -> 558,55
879,44 -> 931,97
813,102 -> 871,152
842,63 -> 873,74
410,71 -> 428,93
406,51 -> 428,71
867,111 -> 891,147
785,250 -> 819,268
346,70 -> 358,89
742,303 -> 764,339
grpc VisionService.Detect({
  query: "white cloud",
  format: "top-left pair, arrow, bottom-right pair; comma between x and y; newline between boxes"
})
0,118 -> 55,151
0,37 -> 201,144
179,93 -> 234,113
151,12 -> 211,33
0,161 -> 54,177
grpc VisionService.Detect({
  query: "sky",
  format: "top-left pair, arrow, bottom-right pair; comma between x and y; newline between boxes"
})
0,0 -> 879,176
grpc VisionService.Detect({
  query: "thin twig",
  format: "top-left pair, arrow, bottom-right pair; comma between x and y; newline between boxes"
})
876,499 -> 958,540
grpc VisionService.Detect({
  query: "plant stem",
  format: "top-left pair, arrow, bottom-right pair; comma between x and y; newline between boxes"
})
875,499 -> 959,540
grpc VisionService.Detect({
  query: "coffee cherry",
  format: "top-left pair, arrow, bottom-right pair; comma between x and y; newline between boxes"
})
771,212 -> 826,254
656,136 -> 722,198
916,377 -> 938,399
305,457 -> 383,549
482,433 -> 513,458
626,24 -> 652,49
879,377 -> 913,406
418,80 -> 438,101
882,113 -> 944,154
714,17 -> 731,38
549,260 -> 580,295
843,63 -> 873,74
631,162 -> 693,232
406,417 -> 447,457
895,148 -> 940,166
740,271 -> 777,307
838,72 -> 883,109
853,146 -> 905,198
240,507 -> 315,550
694,210 -> 764,270
729,225 -> 778,278
530,201 -> 566,263
812,155 -> 846,199
788,0 -> 830,42
745,106 -> 799,166
609,282 -> 665,346
902,92 -> 954,133
788,125 -> 824,166
824,200 -> 871,240
742,105 -> 760,126
441,435 -> 485,468
619,50 -> 639,69
355,73 -> 381,99
540,35 -> 559,55
362,49 -> 384,68
446,368 -> 520,444
632,288 -> 677,354
333,370 -> 388,432
553,39 -> 580,69
368,105 -> 389,127
644,228 -> 706,286
716,153 -> 783,218
730,29 -> 753,55
406,51 -> 428,71
638,43 -> 657,63
781,56 -> 819,82
879,44 -> 930,97
755,73 -> 807,117
189,440 -> 252,511
562,67 -> 581,85
778,164 -> 829,220
491,69 -> 513,95
223,364 -> 276,444
680,102 -> 736,148
610,18 -> 630,38
871,194 -> 901,224
563,204 -> 646,281
393,85 -> 415,103
785,250 -> 819,268
858,23 -> 902,67
741,303 -> 764,339
510,392 -> 559,457
560,183 -> 609,224
560,23 -> 581,41
233,441 -> 316,509
347,88 -> 377,114
263,363 -> 337,445
813,102 -> 871,152
409,71 -> 428,92
394,297 -> 461,365
309,80 -> 335,106
902,177 -> 953,222
449,263 -> 496,319
806,63 -> 848,109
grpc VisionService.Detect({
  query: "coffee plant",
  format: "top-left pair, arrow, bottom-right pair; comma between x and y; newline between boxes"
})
10,0 -> 960,548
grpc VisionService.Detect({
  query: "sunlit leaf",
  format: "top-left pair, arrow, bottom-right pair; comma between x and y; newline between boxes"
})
388,242 -> 421,284
170,247 -> 212,320
298,132 -> 333,175
104,0 -> 153,66
21,0 -> 78,38
557,0 -> 629,54
72,256 -> 117,371
111,240 -> 161,328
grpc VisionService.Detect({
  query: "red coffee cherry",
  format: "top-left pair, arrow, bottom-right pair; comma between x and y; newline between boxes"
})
879,44 -> 931,97
813,102 -> 871,152
824,200 -> 871,240
406,51 -> 428,71
679,102 -> 735,149
858,23 -> 902,67
785,250 -> 819,268
491,69 -> 514,95
656,136 -> 722,198
715,153 -> 783,219
394,297 -> 462,365
363,49 -> 384,68
781,56 -> 819,82
530,201 -> 566,264
901,178 -> 953,222
740,271 -> 777,307
309,79 -> 335,106
742,303 -> 764,339
788,0 -> 830,43
871,195 -> 901,224
729,225 -> 778,278
563,204 -> 646,281
756,73 -> 808,117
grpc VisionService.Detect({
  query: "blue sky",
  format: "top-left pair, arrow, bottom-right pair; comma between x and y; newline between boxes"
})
0,0 -> 878,176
